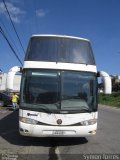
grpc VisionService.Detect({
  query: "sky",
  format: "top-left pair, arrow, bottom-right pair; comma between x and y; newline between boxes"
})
0,0 -> 120,75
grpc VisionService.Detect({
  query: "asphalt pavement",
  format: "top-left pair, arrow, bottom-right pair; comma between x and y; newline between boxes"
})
0,105 -> 120,160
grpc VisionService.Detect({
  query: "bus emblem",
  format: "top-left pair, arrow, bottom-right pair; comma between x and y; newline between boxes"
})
57,119 -> 62,125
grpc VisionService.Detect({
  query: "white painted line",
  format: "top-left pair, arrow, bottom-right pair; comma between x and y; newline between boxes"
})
55,146 -> 62,160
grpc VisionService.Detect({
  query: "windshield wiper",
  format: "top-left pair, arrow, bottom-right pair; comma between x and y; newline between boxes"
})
62,106 -> 92,113
79,106 -> 92,113
54,101 -> 61,109
37,105 -> 52,113
62,96 -> 80,100
79,108 -> 92,113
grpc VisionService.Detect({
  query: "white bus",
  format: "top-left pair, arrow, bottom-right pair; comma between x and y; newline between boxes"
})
7,35 -> 111,137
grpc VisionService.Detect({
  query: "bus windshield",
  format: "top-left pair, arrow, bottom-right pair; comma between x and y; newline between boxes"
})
25,36 -> 95,65
20,69 -> 97,113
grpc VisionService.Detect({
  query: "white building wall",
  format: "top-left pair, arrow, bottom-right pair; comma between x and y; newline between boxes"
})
0,73 -> 7,91
0,73 -> 21,92
13,74 -> 21,91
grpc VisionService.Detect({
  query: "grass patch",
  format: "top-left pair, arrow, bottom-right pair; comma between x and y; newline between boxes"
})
98,92 -> 120,108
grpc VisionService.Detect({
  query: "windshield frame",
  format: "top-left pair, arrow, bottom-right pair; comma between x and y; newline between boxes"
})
20,69 -> 98,113
25,36 -> 95,65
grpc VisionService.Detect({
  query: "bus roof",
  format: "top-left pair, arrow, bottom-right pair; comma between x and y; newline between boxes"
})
31,34 -> 90,42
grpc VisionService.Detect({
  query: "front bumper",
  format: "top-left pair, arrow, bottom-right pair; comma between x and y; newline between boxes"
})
19,122 -> 97,137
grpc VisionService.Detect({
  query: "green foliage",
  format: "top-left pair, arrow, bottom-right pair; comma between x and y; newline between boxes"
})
98,92 -> 120,108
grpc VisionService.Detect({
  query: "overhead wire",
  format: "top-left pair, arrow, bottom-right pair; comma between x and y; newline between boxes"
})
2,0 -> 25,55
0,26 -> 23,66
0,18 -> 24,59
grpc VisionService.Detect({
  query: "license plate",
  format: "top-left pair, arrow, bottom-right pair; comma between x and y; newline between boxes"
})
52,130 -> 65,135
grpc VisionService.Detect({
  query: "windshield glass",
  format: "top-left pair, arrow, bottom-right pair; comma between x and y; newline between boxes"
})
20,69 -> 97,113
25,37 -> 95,65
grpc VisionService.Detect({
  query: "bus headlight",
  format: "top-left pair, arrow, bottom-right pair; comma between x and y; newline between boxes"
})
19,117 -> 39,125
80,119 -> 97,126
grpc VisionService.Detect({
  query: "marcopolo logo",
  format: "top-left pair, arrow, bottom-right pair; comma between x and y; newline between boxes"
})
57,119 -> 62,125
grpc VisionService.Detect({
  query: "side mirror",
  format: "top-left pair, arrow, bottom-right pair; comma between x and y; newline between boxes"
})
7,66 -> 22,90
98,71 -> 112,94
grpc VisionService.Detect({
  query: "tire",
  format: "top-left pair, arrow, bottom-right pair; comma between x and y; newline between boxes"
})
0,101 -> 4,107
